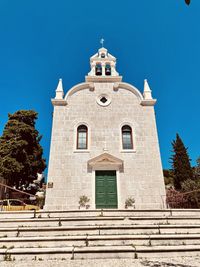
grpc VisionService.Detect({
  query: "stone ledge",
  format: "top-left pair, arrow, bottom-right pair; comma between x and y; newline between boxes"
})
1,244 -> 200,258
141,99 -> 157,106
51,99 -> 67,106
1,233 -> 200,242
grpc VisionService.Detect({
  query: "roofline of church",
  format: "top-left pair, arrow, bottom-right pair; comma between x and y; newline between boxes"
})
51,81 -> 156,107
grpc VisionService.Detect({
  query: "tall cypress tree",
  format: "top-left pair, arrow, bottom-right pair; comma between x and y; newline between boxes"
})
0,110 -> 46,186
195,157 -> 200,179
171,134 -> 193,190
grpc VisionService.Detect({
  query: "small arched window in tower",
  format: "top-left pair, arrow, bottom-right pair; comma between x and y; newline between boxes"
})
101,53 -> 105,58
105,63 -> 111,76
77,125 -> 88,149
95,63 -> 102,76
122,125 -> 133,149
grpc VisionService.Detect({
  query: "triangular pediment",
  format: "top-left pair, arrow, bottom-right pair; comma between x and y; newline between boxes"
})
88,153 -> 124,172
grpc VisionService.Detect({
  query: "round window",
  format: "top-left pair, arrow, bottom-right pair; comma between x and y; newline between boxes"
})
96,94 -> 111,107
100,97 -> 108,104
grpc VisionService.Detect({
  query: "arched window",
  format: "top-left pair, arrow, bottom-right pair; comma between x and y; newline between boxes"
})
122,125 -> 133,149
95,63 -> 102,76
77,125 -> 88,149
105,63 -> 111,76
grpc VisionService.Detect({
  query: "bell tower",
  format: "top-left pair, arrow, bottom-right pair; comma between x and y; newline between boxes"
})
86,47 -> 122,82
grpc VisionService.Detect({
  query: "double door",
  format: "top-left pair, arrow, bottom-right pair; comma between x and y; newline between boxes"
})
95,170 -> 118,209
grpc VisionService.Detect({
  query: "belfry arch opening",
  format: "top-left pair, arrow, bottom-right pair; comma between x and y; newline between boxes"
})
105,63 -> 111,76
95,63 -> 102,76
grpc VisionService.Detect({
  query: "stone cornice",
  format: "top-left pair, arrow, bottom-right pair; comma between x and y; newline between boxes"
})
85,76 -> 122,83
141,99 -> 157,106
51,99 -> 67,106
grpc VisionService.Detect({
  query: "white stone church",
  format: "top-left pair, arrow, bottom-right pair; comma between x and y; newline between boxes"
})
45,47 -> 166,210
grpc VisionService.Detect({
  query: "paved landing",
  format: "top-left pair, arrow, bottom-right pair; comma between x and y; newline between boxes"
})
1,257 -> 200,267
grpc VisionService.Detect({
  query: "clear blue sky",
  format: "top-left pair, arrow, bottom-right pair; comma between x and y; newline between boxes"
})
0,0 -> 199,174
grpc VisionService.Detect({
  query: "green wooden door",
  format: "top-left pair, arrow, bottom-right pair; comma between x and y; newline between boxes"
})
95,171 -> 118,209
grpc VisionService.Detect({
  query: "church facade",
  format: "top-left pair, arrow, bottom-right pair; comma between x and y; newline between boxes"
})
45,47 -> 166,210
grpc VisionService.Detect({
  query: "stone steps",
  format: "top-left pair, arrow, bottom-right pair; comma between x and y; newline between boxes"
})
1,245 -> 200,261
1,234 -> 200,248
1,209 -> 200,219
1,216 -> 200,228
1,209 -> 200,260
0,216 -> 127,227
1,224 -> 200,238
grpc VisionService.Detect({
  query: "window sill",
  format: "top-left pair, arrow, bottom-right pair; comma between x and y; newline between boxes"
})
73,150 -> 90,153
120,149 -> 136,153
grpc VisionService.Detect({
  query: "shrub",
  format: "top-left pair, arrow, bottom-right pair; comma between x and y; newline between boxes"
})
125,197 -> 135,209
79,195 -> 90,208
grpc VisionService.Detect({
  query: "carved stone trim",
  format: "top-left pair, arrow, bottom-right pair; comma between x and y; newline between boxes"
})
113,82 -> 119,91
89,83 -> 95,91
51,99 -> 67,106
141,99 -> 157,106
85,76 -> 123,83
88,153 -> 124,172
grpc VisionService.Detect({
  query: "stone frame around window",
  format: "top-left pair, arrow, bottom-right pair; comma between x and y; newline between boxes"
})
96,94 -> 111,107
120,123 -> 136,153
77,124 -> 88,150
73,123 -> 90,153
122,125 -> 133,150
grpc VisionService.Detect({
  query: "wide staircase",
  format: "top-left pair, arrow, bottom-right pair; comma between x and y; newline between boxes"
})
0,209 -> 200,261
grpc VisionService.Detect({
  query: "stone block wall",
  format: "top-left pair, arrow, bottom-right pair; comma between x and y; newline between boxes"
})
45,82 -> 166,210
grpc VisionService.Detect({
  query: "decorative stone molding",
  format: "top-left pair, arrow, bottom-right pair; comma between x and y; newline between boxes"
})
64,82 -> 91,100
89,83 -> 95,91
143,79 -> 153,100
141,99 -> 157,106
55,79 -> 64,100
51,99 -> 67,106
88,153 -> 124,172
85,76 -> 122,83
117,82 -> 144,101
113,82 -> 119,91
96,94 -> 111,107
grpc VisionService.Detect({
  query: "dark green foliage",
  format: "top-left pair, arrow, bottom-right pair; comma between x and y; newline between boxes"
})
163,169 -> 170,178
166,188 -> 188,209
163,169 -> 174,186
170,134 -> 193,190
185,0 -> 191,5
181,179 -> 200,208
0,110 -> 46,186
181,178 -> 200,193
195,157 -> 200,179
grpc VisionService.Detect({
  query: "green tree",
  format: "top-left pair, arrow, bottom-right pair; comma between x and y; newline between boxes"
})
163,169 -> 174,187
0,110 -> 46,186
170,134 -> 193,190
185,0 -> 191,5
195,157 -> 200,179
181,179 -> 200,208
